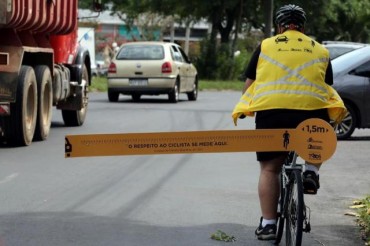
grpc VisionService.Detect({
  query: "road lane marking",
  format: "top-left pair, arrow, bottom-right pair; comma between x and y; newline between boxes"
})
0,173 -> 19,184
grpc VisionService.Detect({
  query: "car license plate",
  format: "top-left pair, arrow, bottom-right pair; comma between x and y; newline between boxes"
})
129,79 -> 148,86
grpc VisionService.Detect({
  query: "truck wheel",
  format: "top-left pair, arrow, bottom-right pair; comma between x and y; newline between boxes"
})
8,66 -> 37,146
34,65 -> 53,141
62,64 -> 88,126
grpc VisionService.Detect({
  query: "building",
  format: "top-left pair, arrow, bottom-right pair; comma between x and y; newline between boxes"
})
78,7 -> 210,66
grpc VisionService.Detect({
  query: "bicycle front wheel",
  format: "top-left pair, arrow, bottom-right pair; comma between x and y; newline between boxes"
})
286,169 -> 304,246
275,172 -> 285,244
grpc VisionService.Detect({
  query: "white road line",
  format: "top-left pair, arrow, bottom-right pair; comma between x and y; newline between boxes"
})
0,173 -> 19,184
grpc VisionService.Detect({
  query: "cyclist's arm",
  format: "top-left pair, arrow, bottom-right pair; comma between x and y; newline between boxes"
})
242,44 -> 261,94
243,78 -> 255,94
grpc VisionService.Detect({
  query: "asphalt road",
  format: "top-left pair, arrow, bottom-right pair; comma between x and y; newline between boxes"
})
0,91 -> 368,246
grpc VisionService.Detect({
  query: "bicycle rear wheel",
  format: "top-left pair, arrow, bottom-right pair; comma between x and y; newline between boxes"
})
286,169 -> 304,246
275,172 -> 286,244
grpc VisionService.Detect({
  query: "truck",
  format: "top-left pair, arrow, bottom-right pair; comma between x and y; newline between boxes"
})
78,27 -> 97,76
0,0 -> 102,146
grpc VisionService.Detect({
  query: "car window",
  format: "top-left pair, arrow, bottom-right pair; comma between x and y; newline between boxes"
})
170,45 -> 183,62
351,60 -> 370,78
116,45 -> 164,60
178,47 -> 190,63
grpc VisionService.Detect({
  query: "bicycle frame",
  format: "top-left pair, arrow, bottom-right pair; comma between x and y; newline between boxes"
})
275,152 -> 311,246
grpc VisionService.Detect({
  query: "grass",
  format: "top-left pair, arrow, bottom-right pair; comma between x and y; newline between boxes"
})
351,196 -> 370,244
199,80 -> 244,91
90,76 -> 108,92
90,76 -> 244,92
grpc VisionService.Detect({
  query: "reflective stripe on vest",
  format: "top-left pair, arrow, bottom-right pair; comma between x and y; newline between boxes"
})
252,53 -> 330,102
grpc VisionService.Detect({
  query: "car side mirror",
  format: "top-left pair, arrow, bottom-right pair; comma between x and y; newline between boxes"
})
92,0 -> 103,12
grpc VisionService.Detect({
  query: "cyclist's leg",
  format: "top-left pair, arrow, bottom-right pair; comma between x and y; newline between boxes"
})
254,109 -> 301,239
255,154 -> 286,240
258,155 -> 286,220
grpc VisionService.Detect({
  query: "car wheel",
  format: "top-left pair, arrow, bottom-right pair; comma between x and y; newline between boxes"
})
335,103 -> 356,140
187,78 -> 198,101
108,89 -> 119,102
132,94 -> 141,101
168,78 -> 180,103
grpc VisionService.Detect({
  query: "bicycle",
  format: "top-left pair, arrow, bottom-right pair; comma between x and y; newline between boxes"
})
275,151 -> 312,246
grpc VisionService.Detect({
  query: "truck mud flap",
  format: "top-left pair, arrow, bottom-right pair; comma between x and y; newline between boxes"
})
0,72 -> 18,102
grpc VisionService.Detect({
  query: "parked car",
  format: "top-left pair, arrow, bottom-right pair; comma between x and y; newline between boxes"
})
330,45 -> 370,139
91,62 -> 98,77
323,41 -> 368,60
107,41 -> 198,103
91,61 -> 108,77
96,60 -> 108,77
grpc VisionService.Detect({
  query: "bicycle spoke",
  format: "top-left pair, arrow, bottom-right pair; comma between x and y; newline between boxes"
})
286,170 -> 304,246
275,173 -> 286,244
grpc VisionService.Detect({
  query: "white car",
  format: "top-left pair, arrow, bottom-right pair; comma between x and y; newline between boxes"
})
330,45 -> 370,139
107,41 -> 198,103
323,41 -> 368,60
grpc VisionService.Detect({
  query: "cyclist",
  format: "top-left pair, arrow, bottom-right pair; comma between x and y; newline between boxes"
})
232,4 -> 346,241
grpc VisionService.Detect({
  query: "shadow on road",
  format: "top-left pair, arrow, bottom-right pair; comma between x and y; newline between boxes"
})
0,211 -> 363,246
339,136 -> 370,141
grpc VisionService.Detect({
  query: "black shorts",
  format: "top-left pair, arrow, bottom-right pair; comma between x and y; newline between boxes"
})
255,109 -> 330,162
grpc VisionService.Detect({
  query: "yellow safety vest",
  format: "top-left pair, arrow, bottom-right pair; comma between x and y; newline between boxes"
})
232,30 -> 346,125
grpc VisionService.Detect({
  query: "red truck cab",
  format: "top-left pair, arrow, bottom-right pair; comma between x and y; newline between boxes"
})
0,0 -> 102,146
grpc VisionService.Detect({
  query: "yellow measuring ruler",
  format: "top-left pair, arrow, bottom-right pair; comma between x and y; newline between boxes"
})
65,118 -> 337,163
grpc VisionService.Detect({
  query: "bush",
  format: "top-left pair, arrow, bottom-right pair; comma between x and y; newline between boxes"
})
195,38 -> 253,81
195,38 -> 219,80
233,49 -> 252,81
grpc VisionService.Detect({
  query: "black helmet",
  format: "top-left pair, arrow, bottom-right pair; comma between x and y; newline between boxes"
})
275,4 -> 306,28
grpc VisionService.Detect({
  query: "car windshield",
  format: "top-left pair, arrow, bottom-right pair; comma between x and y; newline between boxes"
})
326,46 -> 358,60
331,46 -> 370,74
116,45 -> 164,60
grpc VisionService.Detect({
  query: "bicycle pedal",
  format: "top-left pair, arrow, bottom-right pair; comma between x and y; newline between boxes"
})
303,188 -> 317,195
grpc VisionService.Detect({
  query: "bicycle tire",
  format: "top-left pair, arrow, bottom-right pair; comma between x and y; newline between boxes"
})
286,169 -> 304,246
275,172 -> 286,244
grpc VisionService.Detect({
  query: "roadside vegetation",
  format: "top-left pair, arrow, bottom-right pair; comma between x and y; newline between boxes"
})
90,76 -> 244,92
349,196 -> 370,244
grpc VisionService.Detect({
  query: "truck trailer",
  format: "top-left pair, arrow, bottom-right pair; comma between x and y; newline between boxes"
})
0,0 -> 102,146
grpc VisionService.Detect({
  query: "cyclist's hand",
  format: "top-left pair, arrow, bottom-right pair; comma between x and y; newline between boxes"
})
238,114 -> 246,119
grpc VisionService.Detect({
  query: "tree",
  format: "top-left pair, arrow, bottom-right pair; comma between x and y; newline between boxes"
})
85,0 -> 370,80
273,0 -> 370,42
322,0 -> 370,42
